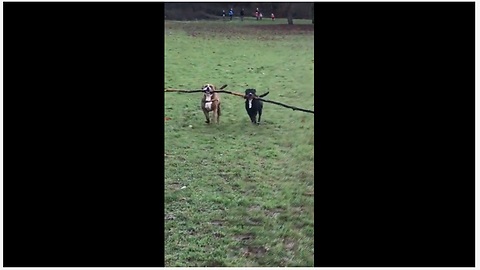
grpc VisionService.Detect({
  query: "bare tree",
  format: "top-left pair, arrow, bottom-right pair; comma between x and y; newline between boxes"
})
286,3 -> 293,25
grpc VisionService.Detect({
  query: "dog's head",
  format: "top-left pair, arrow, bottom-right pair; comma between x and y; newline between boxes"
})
244,88 -> 257,100
203,84 -> 216,102
202,84 -> 215,94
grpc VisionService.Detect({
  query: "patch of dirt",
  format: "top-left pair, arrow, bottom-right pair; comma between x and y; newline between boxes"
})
210,220 -> 226,226
170,22 -> 313,40
212,231 -> 225,238
291,207 -> 305,214
245,24 -> 314,33
204,260 -> 226,267
293,221 -> 309,230
265,207 -> 285,218
167,182 -> 183,190
283,238 -> 296,251
279,257 -> 292,267
164,214 -> 176,220
248,205 -> 262,212
246,24 -> 314,39
245,218 -> 262,226
241,245 -> 269,258
233,233 -> 255,241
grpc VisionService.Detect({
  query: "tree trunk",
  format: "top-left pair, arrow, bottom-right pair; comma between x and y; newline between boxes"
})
286,3 -> 293,25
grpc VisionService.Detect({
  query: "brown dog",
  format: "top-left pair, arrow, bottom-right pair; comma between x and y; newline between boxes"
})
201,84 -> 221,124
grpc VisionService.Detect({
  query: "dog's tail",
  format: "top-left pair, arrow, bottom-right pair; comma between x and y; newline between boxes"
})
259,91 -> 270,98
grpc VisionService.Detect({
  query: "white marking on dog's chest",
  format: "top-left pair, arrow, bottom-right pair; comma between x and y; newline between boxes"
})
248,99 -> 252,109
205,102 -> 212,110
204,94 -> 213,110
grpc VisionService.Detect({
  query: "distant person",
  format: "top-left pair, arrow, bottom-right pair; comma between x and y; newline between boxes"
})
228,8 -> 233,20
271,12 -> 275,21
240,8 -> 245,21
222,10 -> 226,20
255,8 -> 260,21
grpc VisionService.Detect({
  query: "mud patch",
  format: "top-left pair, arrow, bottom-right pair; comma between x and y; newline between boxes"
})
167,22 -> 313,40
211,220 -> 226,226
283,238 -> 296,251
265,207 -> 285,218
233,233 -> 255,241
291,207 -> 305,214
248,205 -> 262,212
204,260 -> 226,267
241,245 -> 269,258
303,191 -> 314,196
245,217 -> 263,226
244,24 -> 314,36
167,182 -> 183,190
165,213 -> 176,220
213,231 -> 225,238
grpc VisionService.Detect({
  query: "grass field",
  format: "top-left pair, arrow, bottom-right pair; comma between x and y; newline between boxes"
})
164,18 -> 314,267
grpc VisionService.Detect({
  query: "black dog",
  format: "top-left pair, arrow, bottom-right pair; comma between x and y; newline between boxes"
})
244,89 -> 269,125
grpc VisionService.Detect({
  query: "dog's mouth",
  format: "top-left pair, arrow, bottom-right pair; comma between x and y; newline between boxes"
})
203,85 -> 214,94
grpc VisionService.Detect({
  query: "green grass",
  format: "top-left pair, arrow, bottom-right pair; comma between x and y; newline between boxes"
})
164,20 -> 314,267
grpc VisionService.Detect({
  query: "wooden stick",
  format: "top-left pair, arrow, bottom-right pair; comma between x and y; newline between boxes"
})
164,89 -> 204,93
257,97 -> 315,114
214,90 -> 245,97
164,84 -> 228,93
164,87 -> 314,114
218,91 -> 314,114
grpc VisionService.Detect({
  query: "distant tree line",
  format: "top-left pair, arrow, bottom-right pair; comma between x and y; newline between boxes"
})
164,2 -> 314,24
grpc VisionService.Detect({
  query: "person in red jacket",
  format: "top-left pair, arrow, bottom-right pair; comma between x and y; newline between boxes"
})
271,12 -> 275,21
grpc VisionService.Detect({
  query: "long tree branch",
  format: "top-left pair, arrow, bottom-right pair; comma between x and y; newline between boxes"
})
256,97 -> 314,114
164,88 -> 314,114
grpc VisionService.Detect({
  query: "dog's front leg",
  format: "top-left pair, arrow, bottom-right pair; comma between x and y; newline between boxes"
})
248,113 -> 256,124
203,110 -> 210,124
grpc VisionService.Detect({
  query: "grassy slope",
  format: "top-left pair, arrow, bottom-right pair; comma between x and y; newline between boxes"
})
164,19 -> 314,267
